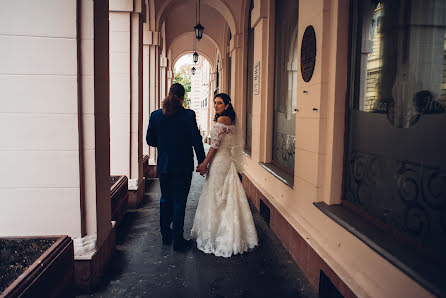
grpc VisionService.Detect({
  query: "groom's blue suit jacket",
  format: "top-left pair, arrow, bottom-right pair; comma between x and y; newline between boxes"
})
146,108 -> 205,175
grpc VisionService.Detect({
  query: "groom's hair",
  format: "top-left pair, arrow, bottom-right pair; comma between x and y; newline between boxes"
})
214,93 -> 236,122
163,83 -> 185,117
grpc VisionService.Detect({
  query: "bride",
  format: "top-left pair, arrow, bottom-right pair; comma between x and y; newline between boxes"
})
191,93 -> 258,258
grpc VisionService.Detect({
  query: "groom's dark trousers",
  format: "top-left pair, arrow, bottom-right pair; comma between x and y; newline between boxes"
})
146,108 -> 205,245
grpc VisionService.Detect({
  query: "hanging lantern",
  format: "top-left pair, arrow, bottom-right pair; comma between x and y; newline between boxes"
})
194,23 -> 204,40
194,0 -> 204,40
193,51 -> 199,63
191,67 -> 196,75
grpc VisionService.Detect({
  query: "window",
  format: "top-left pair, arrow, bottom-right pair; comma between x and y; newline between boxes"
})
345,0 -> 446,282
272,0 -> 299,173
245,0 -> 254,154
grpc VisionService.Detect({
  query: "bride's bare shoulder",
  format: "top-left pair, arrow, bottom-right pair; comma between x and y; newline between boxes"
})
217,116 -> 232,125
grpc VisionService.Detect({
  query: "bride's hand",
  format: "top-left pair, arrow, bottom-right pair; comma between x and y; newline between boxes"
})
196,163 -> 207,175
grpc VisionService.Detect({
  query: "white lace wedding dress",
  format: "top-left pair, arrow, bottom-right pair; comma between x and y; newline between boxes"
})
190,122 -> 258,257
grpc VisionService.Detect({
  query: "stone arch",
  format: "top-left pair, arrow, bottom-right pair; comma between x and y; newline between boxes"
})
169,32 -> 220,71
156,0 -> 237,35
172,51 -> 215,74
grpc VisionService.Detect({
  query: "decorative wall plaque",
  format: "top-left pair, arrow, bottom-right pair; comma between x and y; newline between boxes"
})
253,61 -> 260,95
300,26 -> 316,82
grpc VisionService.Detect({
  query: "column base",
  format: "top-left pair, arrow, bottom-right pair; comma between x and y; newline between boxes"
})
74,226 -> 116,294
128,179 -> 144,208
143,155 -> 149,178
111,176 -> 128,225
146,165 -> 157,178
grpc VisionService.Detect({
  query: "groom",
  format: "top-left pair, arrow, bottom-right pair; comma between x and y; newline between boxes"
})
146,83 -> 205,251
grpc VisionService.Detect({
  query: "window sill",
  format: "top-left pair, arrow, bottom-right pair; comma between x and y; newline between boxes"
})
259,162 -> 294,188
243,148 -> 251,157
313,202 -> 444,297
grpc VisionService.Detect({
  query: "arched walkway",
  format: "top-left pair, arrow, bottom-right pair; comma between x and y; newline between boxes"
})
79,147 -> 316,297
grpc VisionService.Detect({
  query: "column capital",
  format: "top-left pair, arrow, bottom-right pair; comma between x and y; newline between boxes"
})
73,234 -> 97,258
109,0 -> 133,12
251,0 -> 268,29
160,57 -> 168,68
229,33 -> 243,53
128,178 -> 139,190
143,30 -> 160,46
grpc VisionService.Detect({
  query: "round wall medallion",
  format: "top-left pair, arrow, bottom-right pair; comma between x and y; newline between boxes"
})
301,25 -> 316,82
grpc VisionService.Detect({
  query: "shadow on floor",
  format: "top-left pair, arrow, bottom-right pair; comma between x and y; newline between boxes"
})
80,173 -> 317,298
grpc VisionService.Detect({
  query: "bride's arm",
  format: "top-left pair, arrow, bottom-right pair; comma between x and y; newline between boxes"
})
197,147 -> 217,173
196,116 -> 232,174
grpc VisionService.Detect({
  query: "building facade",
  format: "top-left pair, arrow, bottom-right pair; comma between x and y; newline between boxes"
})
0,0 -> 444,296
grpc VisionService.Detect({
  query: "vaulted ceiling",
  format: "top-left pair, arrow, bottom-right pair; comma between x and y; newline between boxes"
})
154,0 -> 249,68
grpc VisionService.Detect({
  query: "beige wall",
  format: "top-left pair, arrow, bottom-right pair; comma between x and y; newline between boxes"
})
0,0 -> 82,237
242,0 -> 433,297
0,0 -> 112,249
0,0 -> 436,296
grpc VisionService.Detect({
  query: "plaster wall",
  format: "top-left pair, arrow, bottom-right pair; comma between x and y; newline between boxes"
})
0,0 -> 82,237
242,0 -> 433,297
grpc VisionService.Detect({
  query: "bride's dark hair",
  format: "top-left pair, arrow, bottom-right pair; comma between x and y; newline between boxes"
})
214,93 -> 236,122
162,83 -> 185,117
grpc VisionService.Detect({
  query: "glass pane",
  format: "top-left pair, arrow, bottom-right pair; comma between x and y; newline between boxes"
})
245,0 -> 254,151
356,0 -> 446,128
346,0 -> 446,258
272,0 -> 299,171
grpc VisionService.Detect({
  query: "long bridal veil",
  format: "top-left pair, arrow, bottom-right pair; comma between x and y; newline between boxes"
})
230,118 -> 245,173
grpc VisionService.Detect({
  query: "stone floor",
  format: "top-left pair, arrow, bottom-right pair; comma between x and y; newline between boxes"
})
80,156 -> 317,298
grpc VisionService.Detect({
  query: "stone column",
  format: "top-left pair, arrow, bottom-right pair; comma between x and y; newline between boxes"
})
128,0 -> 144,207
250,2 -> 273,162
0,0 -> 114,291
143,20 -> 150,160
229,33 -> 245,121
75,0 -> 114,291
207,73 -> 216,141
109,0 -> 132,179
167,68 -> 173,94
160,24 -> 168,102
219,56 -> 226,93
160,57 -> 167,103
143,28 -> 160,176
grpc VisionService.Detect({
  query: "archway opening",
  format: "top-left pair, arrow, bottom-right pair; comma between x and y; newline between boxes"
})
174,53 -> 213,139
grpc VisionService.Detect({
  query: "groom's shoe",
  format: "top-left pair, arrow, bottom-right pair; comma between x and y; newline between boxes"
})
173,238 -> 193,252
